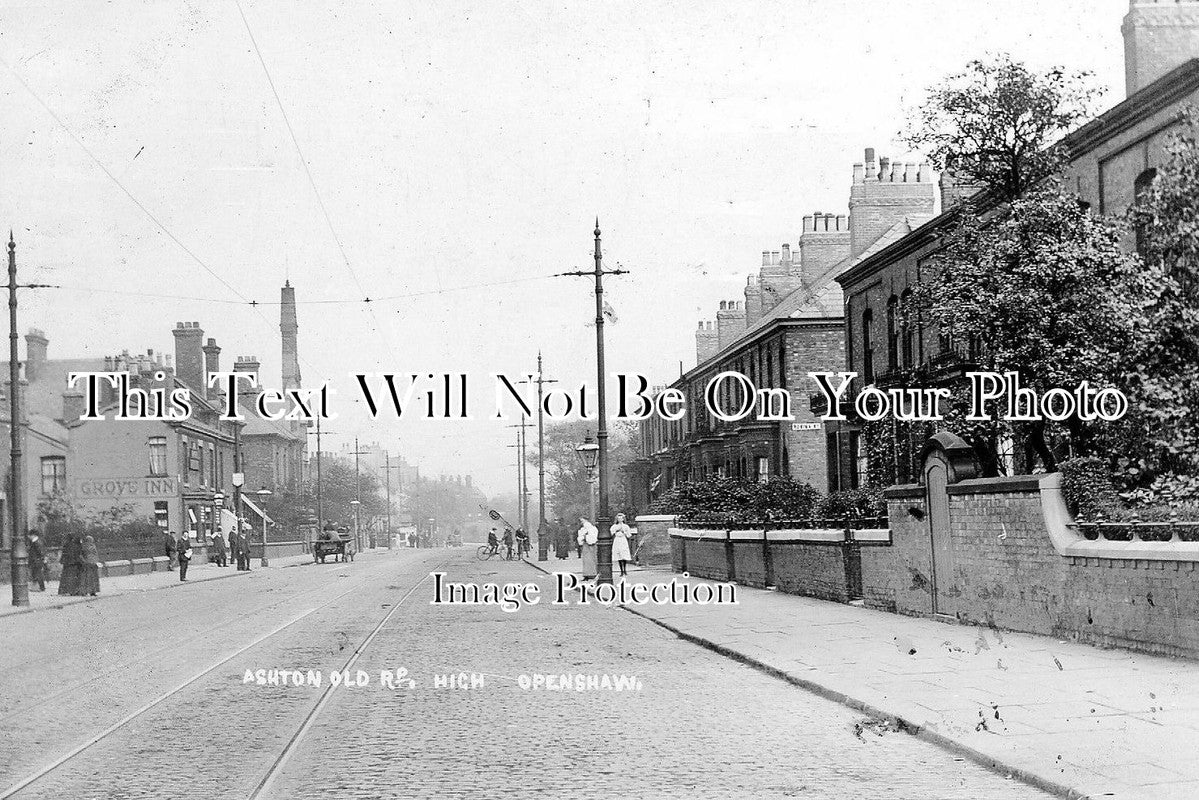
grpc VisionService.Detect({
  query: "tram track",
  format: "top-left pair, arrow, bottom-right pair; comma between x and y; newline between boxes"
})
247,565 -> 441,799
0,563 -> 375,726
0,553 -> 452,799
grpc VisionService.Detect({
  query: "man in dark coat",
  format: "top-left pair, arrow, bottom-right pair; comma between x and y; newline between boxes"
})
164,530 -> 178,570
27,530 -> 46,591
210,532 -> 227,567
237,527 -> 252,570
230,530 -> 242,570
176,532 -> 192,581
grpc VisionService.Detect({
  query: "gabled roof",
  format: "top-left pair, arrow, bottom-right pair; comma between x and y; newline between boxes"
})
240,409 -> 301,441
2,358 -> 106,421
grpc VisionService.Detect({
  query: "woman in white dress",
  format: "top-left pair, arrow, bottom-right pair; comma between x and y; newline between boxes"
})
610,513 -> 634,577
577,518 -> 598,579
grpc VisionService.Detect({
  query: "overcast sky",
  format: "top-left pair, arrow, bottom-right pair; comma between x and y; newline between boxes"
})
1,0 -> 1129,495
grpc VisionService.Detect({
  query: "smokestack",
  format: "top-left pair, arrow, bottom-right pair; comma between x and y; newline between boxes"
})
281,280 -> 301,392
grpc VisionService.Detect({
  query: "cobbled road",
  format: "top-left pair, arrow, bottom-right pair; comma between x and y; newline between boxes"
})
0,549 -> 1053,799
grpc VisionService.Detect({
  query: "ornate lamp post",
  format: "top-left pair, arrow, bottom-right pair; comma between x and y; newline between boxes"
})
256,487 -> 272,567
574,433 -> 599,526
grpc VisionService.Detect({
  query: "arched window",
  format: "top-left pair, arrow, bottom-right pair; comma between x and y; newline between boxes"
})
1134,168 -> 1157,256
861,308 -> 874,384
886,295 -> 899,371
900,288 -> 914,368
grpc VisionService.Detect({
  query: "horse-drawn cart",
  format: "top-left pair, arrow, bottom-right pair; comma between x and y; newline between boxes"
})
314,529 -> 352,563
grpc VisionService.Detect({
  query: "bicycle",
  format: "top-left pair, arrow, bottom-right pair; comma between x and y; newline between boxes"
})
475,543 -> 516,561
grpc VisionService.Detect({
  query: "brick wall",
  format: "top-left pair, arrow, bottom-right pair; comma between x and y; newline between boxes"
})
868,479 -> 1199,659
683,538 -> 730,581
731,540 -> 768,588
771,542 -> 851,602
633,516 -> 675,566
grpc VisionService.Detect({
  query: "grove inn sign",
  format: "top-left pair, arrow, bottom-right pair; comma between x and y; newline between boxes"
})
75,476 -> 180,500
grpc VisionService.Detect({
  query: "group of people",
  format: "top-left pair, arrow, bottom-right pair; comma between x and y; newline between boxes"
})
43,531 -> 101,596
486,526 -> 531,560
19,524 -> 255,597
573,513 -> 636,578
165,529 -> 251,580
533,514 -> 637,578
20,528 -> 100,596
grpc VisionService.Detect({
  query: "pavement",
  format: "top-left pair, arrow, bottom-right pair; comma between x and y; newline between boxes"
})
0,549 -> 372,618
2,548 -> 1055,799
585,564 -> 1199,800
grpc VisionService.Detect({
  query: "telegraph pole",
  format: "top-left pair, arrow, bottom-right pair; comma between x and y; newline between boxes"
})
384,450 -> 403,549
507,420 -> 531,531
8,235 -> 27,606
8,236 -> 55,606
349,437 -> 370,551
559,221 -> 627,584
521,355 -> 556,561
505,433 -> 523,531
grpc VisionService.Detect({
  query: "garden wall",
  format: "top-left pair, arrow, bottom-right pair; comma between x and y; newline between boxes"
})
668,526 -> 891,601
632,516 -> 676,566
870,474 -> 1199,659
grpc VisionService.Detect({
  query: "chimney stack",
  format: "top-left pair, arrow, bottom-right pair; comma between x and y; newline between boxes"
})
24,328 -> 48,382
202,337 -> 221,398
1123,0 -> 1199,96
172,322 -> 205,393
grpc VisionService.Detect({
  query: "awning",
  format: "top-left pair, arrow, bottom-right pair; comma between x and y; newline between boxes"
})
239,494 -> 275,524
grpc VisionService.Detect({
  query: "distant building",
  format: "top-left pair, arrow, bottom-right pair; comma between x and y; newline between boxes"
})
0,280 -> 309,567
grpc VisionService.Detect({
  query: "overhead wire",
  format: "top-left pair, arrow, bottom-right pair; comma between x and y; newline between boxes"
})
233,0 -> 398,364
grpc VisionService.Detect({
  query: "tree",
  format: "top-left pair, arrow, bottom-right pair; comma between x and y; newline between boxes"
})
303,457 -> 387,528
903,55 -> 1100,200
539,418 -> 638,526
913,184 -> 1154,473
1126,113 -> 1199,494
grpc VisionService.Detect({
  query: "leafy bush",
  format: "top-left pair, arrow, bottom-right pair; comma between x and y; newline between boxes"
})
1059,456 -> 1119,520
815,488 -> 886,520
1120,472 -> 1199,509
649,477 -> 820,523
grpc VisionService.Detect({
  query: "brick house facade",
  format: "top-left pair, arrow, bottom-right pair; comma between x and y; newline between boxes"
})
630,152 -> 937,509
832,9 -> 1199,487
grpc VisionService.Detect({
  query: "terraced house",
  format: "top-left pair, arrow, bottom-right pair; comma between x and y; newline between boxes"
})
833,2 -> 1199,487
630,150 -> 937,506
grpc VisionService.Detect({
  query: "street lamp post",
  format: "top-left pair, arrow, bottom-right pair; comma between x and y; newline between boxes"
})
350,499 -> 361,552
256,487 -> 272,567
575,433 -> 599,526
561,222 -> 626,584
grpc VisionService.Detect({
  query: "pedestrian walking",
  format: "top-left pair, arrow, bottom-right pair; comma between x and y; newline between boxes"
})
237,528 -> 251,571
79,535 -> 101,596
27,529 -> 47,591
164,530 -> 178,571
502,528 -> 514,560
610,513 -> 634,578
177,532 -> 192,581
554,517 -> 571,560
58,533 -> 83,596
515,528 -> 530,559
577,518 -> 598,579
211,531 -> 227,567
